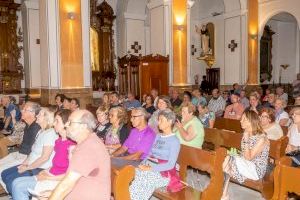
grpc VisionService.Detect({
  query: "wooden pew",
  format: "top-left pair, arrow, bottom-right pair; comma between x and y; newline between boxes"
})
271,156 -> 300,200
204,128 -> 289,199
214,118 -> 243,133
111,165 -> 135,200
153,146 -> 227,200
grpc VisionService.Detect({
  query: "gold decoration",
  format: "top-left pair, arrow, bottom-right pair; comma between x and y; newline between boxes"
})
197,54 -> 215,68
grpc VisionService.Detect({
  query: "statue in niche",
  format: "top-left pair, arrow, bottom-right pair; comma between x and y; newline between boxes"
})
196,24 -> 212,58
90,27 -> 100,71
196,23 -> 215,68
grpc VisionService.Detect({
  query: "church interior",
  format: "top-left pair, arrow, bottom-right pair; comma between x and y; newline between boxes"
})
0,0 -> 299,199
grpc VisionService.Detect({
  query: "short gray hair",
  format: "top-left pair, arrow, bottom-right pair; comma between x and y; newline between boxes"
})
79,110 -> 97,132
132,107 -> 150,121
27,101 -> 41,116
158,108 -> 176,127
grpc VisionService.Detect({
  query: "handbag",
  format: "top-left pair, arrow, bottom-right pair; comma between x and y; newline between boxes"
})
234,156 -> 259,180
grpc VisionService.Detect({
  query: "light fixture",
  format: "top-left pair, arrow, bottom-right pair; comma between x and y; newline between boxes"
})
250,34 -> 258,40
68,12 -> 75,20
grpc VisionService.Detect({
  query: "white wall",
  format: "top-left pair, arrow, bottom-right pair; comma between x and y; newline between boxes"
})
150,6 -> 165,55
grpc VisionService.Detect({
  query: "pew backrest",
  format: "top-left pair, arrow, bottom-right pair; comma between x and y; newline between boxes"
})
214,118 -> 243,133
178,145 -> 227,200
269,136 -> 289,160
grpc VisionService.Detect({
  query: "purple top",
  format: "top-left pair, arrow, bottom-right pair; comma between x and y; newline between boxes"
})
123,125 -> 156,159
49,138 -> 76,175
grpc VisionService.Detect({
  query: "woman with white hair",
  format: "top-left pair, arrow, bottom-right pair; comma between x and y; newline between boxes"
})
274,98 -> 290,127
1,107 -> 57,196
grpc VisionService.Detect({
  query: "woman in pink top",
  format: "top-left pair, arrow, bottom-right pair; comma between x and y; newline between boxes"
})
11,109 -> 76,200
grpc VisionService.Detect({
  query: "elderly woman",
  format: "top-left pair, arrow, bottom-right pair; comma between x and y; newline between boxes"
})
95,106 -> 111,141
10,109 -> 75,200
198,104 -> 215,128
221,110 -> 270,200
274,98 -> 290,127
174,103 -> 204,148
259,107 -> 283,140
105,106 -> 129,153
148,95 -> 172,134
129,109 -> 180,200
1,107 -> 57,195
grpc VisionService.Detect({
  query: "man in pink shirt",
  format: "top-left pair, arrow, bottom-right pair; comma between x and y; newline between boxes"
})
49,110 -> 110,200
224,93 -> 245,120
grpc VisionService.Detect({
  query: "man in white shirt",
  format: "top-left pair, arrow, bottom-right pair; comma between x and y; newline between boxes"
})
276,86 -> 288,102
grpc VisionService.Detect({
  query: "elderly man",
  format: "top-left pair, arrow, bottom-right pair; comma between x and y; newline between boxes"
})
276,86 -> 288,102
151,89 -> 159,108
170,89 -> 182,108
123,92 -> 141,110
109,91 -> 121,108
49,110 -> 110,200
112,107 -> 155,160
0,101 -> 41,189
1,96 -> 21,132
208,88 -> 226,117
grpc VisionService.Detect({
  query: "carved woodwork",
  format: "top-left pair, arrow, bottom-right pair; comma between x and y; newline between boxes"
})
90,0 -> 116,91
260,25 -> 275,83
118,54 -> 169,99
0,0 -> 23,93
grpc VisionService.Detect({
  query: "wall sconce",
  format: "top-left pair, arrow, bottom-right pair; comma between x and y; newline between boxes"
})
250,34 -> 258,40
68,12 -> 75,20
176,25 -> 184,31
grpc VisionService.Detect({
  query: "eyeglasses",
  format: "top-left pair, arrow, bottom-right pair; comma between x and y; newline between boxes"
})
131,114 -> 143,119
22,109 -> 34,113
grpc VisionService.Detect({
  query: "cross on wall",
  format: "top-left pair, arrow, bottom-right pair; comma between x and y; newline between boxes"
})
228,40 -> 238,52
131,41 -> 142,53
191,45 -> 197,56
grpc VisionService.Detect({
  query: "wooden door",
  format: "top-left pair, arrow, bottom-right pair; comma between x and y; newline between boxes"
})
206,68 -> 220,90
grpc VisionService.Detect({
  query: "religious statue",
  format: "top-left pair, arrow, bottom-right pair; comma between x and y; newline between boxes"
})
196,24 -> 211,58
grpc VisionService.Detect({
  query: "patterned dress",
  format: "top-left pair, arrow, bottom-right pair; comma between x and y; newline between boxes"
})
230,134 -> 270,183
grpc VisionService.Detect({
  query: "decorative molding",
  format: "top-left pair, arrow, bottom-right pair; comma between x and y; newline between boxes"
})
124,12 -> 146,21
147,0 -> 165,10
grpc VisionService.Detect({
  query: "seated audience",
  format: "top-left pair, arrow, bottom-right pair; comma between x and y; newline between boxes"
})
286,107 -> 300,153
191,88 -> 207,106
174,103 -> 204,148
259,108 -> 283,140
70,98 -> 80,112
105,106 -> 129,153
148,96 -> 172,134
55,94 -> 65,111
141,94 -> 147,107
62,97 -> 71,110
292,73 -> 300,100
245,93 -> 263,114
0,120 -> 26,158
10,109 -> 75,200
240,90 -> 250,109
129,109 -> 180,200
276,86 -> 288,102
263,93 -> 275,108
151,89 -> 159,108
222,90 -> 231,106
208,88 -> 226,117
109,92 -> 121,108
170,89 -> 182,108
230,83 -> 242,95
112,107 -> 155,160
123,92 -> 141,110
0,102 -> 41,189
274,98 -> 290,127
1,107 -> 57,195
1,96 -> 21,132
224,93 -> 245,120
48,110 -> 110,200
262,88 -> 271,103
198,104 -> 215,128
94,106 -> 111,142
222,110 -> 270,199
143,95 -> 156,115
175,91 -> 192,116
101,93 -> 110,110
